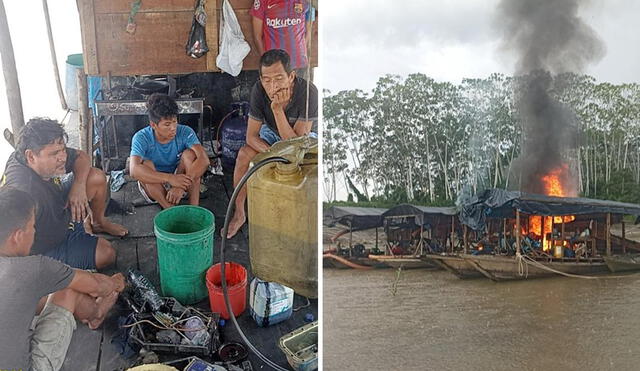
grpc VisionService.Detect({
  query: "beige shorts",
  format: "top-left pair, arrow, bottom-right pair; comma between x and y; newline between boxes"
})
30,302 -> 77,371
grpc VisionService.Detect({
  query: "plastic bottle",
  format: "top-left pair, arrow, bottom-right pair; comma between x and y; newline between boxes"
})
127,269 -> 163,312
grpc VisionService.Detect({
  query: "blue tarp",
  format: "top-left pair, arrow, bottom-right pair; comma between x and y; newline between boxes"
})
460,188 -> 640,231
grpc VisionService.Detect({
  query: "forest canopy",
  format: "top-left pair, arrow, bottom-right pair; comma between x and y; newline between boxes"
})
323,73 -> 640,206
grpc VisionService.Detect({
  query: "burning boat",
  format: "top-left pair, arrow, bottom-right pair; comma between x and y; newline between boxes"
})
457,188 -> 640,281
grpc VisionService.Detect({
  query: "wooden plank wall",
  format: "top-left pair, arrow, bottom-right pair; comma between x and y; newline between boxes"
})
79,0 -> 215,76
77,0 -> 318,76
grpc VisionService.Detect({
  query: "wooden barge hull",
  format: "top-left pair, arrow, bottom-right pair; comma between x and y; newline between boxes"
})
367,255 -> 437,269
323,253 -> 388,269
422,254 -> 484,279
462,254 -> 609,281
604,254 -> 640,273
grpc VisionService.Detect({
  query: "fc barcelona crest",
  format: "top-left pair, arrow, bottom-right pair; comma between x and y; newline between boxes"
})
294,2 -> 303,13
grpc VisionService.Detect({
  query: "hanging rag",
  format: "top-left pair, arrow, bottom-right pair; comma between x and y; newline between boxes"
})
215,0 -> 250,76
186,0 -> 209,58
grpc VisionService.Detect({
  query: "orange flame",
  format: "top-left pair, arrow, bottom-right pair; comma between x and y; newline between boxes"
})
541,165 -> 577,198
526,165 -> 576,251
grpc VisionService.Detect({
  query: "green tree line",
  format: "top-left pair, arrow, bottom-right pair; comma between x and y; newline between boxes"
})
323,73 -> 640,205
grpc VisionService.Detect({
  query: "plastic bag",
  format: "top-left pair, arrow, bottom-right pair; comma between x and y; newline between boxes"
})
216,0 -> 250,76
186,0 -> 209,58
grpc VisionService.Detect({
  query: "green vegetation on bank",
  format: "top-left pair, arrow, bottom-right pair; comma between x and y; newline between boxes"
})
324,72 -> 640,205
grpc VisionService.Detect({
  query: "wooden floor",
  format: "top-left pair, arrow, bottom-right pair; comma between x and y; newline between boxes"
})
60,173 -> 318,370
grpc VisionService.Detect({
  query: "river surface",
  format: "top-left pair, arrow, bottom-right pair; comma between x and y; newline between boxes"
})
324,268 -> 640,370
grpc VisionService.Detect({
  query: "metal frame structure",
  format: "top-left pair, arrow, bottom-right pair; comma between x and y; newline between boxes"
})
94,98 -> 204,171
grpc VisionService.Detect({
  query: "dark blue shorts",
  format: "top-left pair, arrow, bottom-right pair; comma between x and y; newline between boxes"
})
259,125 -> 317,146
43,222 -> 98,270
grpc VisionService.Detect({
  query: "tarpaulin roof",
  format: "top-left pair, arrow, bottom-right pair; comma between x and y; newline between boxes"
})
324,206 -> 387,231
460,188 -> 640,230
382,204 -> 458,227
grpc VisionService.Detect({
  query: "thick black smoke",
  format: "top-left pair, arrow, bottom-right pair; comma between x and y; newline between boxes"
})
497,0 -> 605,195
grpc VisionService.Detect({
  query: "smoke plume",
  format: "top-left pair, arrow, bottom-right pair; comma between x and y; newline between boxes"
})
497,0 -> 605,195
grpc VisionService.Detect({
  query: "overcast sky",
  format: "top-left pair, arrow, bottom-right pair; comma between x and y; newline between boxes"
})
322,0 -> 640,94
320,0 -> 640,200
2,0 -> 639,174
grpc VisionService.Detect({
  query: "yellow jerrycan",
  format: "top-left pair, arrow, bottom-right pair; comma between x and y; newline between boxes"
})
247,136 -> 317,298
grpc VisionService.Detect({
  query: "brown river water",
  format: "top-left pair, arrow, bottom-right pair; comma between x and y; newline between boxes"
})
324,268 -> 640,371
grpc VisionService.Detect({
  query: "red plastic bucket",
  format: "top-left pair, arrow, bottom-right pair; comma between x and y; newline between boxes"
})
206,262 -> 247,319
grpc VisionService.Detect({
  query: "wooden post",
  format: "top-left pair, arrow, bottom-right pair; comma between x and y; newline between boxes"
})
383,219 -> 389,255
606,213 -> 611,257
419,223 -> 424,255
503,219 -> 507,238
348,221 -> 353,256
375,227 -> 379,251
561,217 -> 566,261
502,218 -> 507,255
592,220 -> 597,256
450,216 -> 455,253
0,0 -> 24,136
77,0 -> 98,75
516,210 -> 521,255
463,225 -> 468,254
541,215 -> 546,252
622,221 -> 626,254
42,0 -> 67,110
87,111 -> 94,166
76,68 -> 90,153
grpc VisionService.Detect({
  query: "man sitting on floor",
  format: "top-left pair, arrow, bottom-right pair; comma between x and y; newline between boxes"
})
2,118 -> 127,269
226,49 -> 318,238
0,187 -> 125,371
129,93 -> 209,209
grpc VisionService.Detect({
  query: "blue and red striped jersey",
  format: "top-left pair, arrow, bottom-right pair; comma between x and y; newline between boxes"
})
251,0 -> 310,69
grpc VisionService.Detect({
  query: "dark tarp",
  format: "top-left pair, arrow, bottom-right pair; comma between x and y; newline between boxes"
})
461,188 -> 640,231
382,204 -> 458,227
324,206 -> 387,231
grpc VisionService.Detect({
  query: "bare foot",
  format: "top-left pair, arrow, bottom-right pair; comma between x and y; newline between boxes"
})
225,211 -> 246,239
93,220 -> 128,237
87,292 -> 118,330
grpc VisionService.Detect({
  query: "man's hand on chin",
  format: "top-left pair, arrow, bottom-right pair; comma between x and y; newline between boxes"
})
270,87 -> 291,111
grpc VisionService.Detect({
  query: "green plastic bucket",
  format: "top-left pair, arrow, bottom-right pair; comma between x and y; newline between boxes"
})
154,205 -> 215,304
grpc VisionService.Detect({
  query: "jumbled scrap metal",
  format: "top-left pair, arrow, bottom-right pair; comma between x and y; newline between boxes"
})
161,355 -> 253,371
123,269 -> 221,352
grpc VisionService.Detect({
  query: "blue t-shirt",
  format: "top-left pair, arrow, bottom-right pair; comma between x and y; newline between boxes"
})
130,125 -> 200,173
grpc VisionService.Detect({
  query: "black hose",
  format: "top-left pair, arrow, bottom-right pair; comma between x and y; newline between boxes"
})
219,156 -> 291,371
